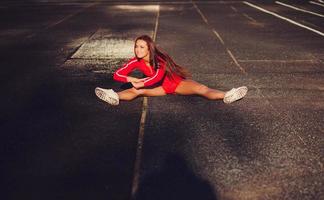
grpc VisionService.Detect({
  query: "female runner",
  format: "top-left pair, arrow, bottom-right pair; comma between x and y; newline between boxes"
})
95,35 -> 247,106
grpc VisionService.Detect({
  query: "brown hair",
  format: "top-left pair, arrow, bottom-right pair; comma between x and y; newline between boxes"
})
134,35 -> 191,79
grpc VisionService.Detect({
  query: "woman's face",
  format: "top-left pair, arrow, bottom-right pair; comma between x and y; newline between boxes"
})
135,39 -> 150,60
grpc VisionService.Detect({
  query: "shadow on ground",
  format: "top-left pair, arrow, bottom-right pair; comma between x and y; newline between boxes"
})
135,153 -> 218,200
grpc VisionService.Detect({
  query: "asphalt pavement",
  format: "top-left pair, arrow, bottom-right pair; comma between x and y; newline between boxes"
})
0,1 -> 323,200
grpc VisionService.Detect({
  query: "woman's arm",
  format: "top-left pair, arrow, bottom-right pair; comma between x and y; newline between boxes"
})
131,81 -> 145,89
142,62 -> 166,87
127,76 -> 141,82
131,62 -> 166,89
113,58 -> 139,82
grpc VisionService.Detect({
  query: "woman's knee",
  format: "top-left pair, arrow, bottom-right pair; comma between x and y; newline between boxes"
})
195,84 -> 209,94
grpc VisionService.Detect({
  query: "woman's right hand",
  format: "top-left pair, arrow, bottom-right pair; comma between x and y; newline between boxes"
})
127,77 -> 141,82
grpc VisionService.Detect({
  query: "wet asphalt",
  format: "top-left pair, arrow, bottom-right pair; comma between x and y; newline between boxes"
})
0,0 -> 323,200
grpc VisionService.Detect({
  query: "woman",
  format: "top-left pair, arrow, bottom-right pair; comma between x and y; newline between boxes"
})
95,35 -> 247,106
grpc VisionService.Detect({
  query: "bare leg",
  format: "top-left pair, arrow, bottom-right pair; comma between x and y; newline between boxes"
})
175,80 -> 225,100
117,88 -> 140,101
117,86 -> 166,101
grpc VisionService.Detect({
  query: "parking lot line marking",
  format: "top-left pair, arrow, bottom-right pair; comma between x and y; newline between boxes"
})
231,6 -> 238,12
276,1 -> 324,18
46,2 -> 98,29
300,19 -> 321,29
243,13 -> 258,22
192,2 -> 209,24
212,29 -> 225,45
237,59 -> 318,63
26,2 -> 97,39
192,1 -> 247,74
193,1 -> 311,147
153,6 -> 160,42
227,49 -> 247,74
130,6 -> 160,199
310,1 -> 324,8
111,1 -> 242,4
243,1 -> 324,37
65,28 -> 99,62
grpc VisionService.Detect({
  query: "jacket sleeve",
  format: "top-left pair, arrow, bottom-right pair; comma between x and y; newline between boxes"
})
113,58 -> 138,83
143,61 -> 166,87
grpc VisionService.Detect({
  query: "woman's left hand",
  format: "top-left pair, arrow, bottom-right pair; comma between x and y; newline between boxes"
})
131,81 -> 144,89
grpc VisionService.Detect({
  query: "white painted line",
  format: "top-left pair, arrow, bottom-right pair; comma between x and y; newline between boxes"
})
300,19 -> 321,29
243,13 -> 257,22
195,1 -> 307,147
130,97 -> 148,198
309,1 -> 324,8
195,0 -> 241,3
130,5 -> 160,199
192,1 -> 209,24
192,1 -> 247,74
113,1 -> 242,4
46,3 -> 98,29
243,1 -> 324,37
276,1 -> 324,18
237,59 -> 318,63
212,29 -> 225,45
153,6 -> 160,41
230,6 -> 238,12
114,5 -> 159,12
227,50 -> 247,74
26,3 -> 97,39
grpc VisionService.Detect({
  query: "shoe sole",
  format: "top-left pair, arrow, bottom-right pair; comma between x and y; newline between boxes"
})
224,86 -> 248,104
95,88 -> 119,105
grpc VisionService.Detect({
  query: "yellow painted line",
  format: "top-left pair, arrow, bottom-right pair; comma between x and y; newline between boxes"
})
130,5 -> 160,199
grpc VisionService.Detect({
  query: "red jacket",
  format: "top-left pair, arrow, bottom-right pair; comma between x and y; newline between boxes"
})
113,57 -> 166,87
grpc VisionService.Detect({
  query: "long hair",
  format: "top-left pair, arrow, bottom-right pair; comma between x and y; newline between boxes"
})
134,35 -> 191,79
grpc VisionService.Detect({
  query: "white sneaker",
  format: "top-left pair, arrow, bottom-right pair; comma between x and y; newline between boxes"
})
95,87 -> 119,106
223,86 -> 248,104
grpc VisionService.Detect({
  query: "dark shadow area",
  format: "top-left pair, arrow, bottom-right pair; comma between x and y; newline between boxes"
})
135,153 -> 218,200
0,1 -> 165,200
0,68 -> 141,200
0,2 -> 149,200
136,95 -> 268,199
